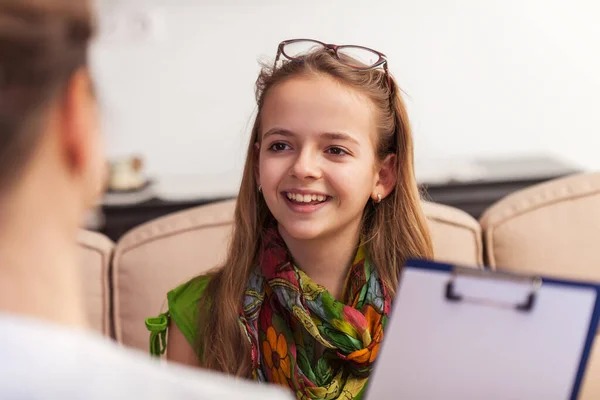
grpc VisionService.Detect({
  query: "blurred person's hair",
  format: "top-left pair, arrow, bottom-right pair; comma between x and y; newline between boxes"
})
0,0 -> 94,190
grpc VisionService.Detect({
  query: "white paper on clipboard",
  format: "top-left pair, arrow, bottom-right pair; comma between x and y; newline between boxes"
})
365,260 -> 600,400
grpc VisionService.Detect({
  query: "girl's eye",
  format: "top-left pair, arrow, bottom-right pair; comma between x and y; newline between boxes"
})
326,146 -> 348,156
269,142 -> 291,152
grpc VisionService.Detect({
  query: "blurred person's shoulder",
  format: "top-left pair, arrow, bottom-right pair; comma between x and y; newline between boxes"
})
0,313 -> 291,400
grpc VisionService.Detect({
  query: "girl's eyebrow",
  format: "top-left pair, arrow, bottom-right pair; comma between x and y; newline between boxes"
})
320,131 -> 359,145
263,128 -> 359,145
263,128 -> 295,139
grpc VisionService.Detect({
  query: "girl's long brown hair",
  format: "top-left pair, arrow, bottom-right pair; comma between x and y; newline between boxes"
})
197,49 -> 433,377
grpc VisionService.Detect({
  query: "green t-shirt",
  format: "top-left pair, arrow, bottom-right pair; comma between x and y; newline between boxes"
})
145,275 -> 211,358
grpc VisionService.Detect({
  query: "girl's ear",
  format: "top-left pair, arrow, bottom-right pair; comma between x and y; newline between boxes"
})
372,154 -> 396,201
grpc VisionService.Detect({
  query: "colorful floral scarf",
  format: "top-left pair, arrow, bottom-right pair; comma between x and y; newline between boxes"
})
239,229 -> 391,400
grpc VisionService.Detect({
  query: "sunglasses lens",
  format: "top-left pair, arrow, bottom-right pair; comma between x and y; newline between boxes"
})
282,40 -> 326,60
337,46 -> 381,68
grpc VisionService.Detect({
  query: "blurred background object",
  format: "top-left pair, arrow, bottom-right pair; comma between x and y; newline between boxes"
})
107,155 -> 147,192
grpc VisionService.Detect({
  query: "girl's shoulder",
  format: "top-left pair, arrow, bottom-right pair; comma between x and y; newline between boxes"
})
145,274 -> 213,356
168,274 -> 213,313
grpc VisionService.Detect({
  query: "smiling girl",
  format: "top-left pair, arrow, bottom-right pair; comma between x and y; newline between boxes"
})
147,39 -> 433,399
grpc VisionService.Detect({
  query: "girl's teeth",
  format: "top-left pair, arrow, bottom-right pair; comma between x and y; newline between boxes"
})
286,192 -> 328,203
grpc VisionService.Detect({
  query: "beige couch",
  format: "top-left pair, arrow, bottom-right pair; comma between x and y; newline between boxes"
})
480,171 -> 600,399
111,199 -> 482,351
79,171 -> 600,398
77,230 -> 114,337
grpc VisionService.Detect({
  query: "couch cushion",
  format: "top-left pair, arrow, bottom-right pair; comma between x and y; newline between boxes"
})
112,200 -> 235,350
77,230 -> 114,337
480,172 -> 600,279
112,199 -> 482,351
480,172 -> 600,400
422,201 -> 482,266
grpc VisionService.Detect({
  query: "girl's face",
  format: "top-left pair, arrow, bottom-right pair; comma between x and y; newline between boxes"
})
257,74 -> 394,243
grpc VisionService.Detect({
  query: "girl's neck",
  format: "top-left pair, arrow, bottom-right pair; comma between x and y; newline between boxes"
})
278,221 -> 361,301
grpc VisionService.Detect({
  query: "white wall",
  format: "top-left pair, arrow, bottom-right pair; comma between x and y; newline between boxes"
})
91,0 -> 600,189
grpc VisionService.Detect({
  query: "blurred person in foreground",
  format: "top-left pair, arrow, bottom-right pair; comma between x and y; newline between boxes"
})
0,1 -> 291,399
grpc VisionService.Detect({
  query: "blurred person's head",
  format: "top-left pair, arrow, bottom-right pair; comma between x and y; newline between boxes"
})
0,0 -> 101,327
0,0 -> 102,231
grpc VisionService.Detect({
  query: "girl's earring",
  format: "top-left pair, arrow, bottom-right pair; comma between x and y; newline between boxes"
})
258,184 -> 262,193
375,193 -> 382,203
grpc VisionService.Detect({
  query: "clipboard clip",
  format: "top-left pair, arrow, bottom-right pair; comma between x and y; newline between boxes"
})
445,267 -> 543,312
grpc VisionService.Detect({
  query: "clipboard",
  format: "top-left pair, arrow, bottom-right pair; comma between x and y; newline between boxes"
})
365,259 -> 600,400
